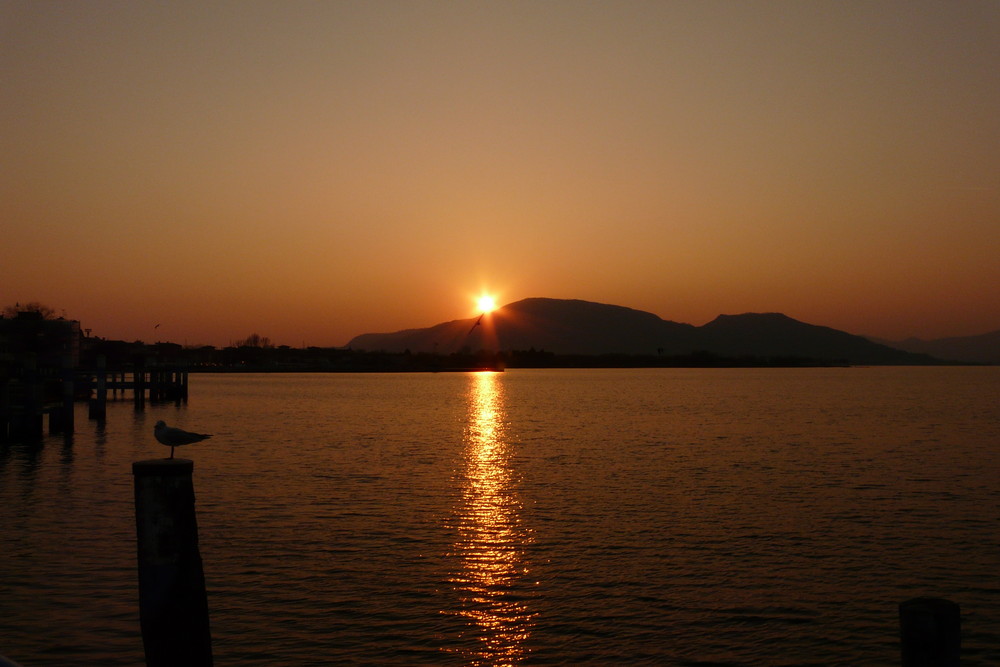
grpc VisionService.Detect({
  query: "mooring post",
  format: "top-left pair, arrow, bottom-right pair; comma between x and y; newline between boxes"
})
900,597 -> 960,667
133,458 -> 213,667
0,379 -> 9,442
62,354 -> 75,434
51,353 -> 75,435
22,356 -> 44,441
89,355 -> 107,420
134,364 -> 146,411
151,368 -> 162,402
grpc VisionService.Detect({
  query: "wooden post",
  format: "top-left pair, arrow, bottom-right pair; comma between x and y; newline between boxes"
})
133,458 -> 213,667
62,355 -> 74,434
0,377 -> 12,443
150,368 -> 161,403
22,357 -> 43,441
50,354 -> 75,435
134,365 -> 146,411
900,597 -> 960,667
0,379 -> 9,442
89,355 -> 107,420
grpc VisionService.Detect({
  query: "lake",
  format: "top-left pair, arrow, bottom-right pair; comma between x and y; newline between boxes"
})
1,367 -> 998,665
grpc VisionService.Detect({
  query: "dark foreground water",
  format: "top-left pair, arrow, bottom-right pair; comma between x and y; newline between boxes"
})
2,367 -> 999,665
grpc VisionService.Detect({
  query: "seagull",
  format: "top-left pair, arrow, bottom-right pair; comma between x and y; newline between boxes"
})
154,420 -> 211,459
467,313 -> 484,335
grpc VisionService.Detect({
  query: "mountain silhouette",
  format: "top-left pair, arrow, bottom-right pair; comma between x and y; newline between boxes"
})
348,297 -> 934,364
872,330 -> 1000,364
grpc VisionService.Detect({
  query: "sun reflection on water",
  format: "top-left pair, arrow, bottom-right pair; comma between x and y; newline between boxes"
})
444,371 -> 535,666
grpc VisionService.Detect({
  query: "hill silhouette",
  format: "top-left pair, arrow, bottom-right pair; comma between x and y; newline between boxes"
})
348,297 -> 934,365
872,330 -> 1000,364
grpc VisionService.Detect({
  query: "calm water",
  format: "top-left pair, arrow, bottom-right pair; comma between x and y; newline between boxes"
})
2,367 -> 999,665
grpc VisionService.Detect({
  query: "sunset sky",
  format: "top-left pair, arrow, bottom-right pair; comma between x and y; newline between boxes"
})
3,1 -> 998,347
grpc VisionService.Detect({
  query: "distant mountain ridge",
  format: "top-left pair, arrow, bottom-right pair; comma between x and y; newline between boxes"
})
871,330 -> 1000,364
348,297 -> 939,365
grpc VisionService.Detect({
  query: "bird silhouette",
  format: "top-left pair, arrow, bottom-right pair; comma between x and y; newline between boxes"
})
154,420 -> 211,459
467,313 -> 484,335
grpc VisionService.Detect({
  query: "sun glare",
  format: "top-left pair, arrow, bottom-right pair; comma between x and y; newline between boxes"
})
477,295 -> 497,313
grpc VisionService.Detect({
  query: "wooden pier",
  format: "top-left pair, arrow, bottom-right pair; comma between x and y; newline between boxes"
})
0,361 -> 189,443
85,361 -> 190,419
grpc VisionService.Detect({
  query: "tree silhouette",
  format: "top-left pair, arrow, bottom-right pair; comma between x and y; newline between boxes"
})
2,301 -> 58,319
234,333 -> 273,348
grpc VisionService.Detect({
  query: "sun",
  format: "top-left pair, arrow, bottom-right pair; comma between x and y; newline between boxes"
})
476,295 -> 497,313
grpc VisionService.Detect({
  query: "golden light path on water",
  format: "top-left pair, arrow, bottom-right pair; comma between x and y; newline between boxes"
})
444,371 -> 535,666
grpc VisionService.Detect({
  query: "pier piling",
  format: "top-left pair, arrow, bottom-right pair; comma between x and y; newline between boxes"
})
133,458 -> 213,667
49,355 -> 76,435
900,597 -> 960,667
88,356 -> 107,421
21,358 -> 44,441
133,365 -> 146,411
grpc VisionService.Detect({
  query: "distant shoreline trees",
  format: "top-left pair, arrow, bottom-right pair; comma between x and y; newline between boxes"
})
233,333 -> 273,348
2,301 -> 59,319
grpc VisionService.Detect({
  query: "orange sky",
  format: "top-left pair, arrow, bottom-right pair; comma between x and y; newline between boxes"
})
3,1 -> 998,346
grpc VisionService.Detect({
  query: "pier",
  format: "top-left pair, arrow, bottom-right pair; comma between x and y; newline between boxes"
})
85,363 -> 190,417
0,360 -> 189,443
1,308 -> 194,442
